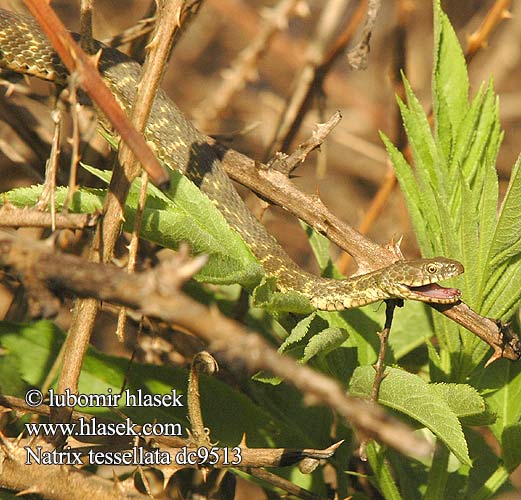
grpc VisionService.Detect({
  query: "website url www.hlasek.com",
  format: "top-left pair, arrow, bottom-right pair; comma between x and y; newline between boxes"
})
25,417 -> 182,438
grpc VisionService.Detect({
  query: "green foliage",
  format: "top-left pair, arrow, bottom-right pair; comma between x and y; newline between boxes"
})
2,1 -> 521,498
350,366 -> 481,465
375,0 -> 521,497
5,164 -> 264,289
0,320 -> 339,451
381,1 -> 521,378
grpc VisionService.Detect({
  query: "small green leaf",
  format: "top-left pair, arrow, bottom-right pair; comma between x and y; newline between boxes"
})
302,327 -> 348,363
458,174 -> 479,308
451,83 -> 485,173
319,309 -> 381,366
302,222 -> 332,273
280,313 -> 316,352
365,441 -> 404,500
482,258 -> 521,320
401,77 -> 444,186
487,156 -> 521,269
349,366 -> 470,465
380,133 -> 436,254
461,82 -> 499,183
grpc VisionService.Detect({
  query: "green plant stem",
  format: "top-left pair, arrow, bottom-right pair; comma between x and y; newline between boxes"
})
424,441 -> 449,500
366,441 -> 403,500
469,465 -> 510,500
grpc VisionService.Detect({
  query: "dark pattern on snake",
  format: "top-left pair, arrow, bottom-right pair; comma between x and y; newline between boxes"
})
0,8 -> 464,310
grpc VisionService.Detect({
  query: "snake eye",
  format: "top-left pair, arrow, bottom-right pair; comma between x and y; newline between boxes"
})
426,263 -> 439,274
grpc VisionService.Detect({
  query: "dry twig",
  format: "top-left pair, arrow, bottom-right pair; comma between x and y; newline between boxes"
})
346,0 -> 382,70
266,0 -> 367,156
0,205 -> 98,229
193,0 -> 304,130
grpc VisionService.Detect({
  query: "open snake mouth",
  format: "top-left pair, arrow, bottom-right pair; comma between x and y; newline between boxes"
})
408,283 -> 461,303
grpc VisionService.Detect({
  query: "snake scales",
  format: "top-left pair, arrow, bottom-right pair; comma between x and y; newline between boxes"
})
0,8 -> 464,310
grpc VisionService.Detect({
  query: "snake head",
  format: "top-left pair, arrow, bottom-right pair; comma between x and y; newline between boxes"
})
383,257 -> 464,304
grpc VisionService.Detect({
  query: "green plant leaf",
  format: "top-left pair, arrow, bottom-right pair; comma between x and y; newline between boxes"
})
429,383 -> 486,419
302,327 -> 348,363
349,366 -> 470,465
433,0 -> 469,139
365,441 -> 404,500
280,313 -> 317,352
458,174 -> 480,308
380,133 -> 437,255
487,156 -> 521,269
319,309 -> 381,366
302,223 -> 332,274
3,167 -> 264,289
472,361 -> 521,442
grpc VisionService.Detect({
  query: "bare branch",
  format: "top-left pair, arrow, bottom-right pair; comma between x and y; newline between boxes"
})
346,0 -> 382,70
0,205 -> 98,229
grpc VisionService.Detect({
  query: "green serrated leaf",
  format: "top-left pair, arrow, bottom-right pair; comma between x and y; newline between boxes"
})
302,327 -> 348,363
433,0 -> 469,135
429,383 -> 485,419
451,83 -> 485,172
401,76 -> 444,186
487,156 -> 521,269
280,313 -> 317,352
265,291 -> 314,315
472,361 -> 521,442
461,82 -> 499,183
380,133 -> 434,254
434,90 -> 453,164
477,145 -> 500,300
458,174 -> 479,308
319,308 -> 381,366
482,257 -> 521,320
365,441 -> 404,500
301,223 -> 331,273
349,366 -> 470,465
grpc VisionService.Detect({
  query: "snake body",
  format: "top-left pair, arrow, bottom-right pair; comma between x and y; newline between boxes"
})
0,8 -> 464,310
